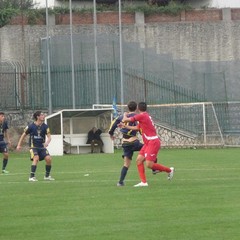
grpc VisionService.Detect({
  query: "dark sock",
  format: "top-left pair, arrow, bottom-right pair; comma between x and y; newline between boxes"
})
2,158 -> 8,170
119,166 -> 128,184
45,165 -> 51,177
30,165 -> 37,178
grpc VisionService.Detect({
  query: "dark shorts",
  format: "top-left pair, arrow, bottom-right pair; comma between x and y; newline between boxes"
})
30,148 -> 50,161
122,140 -> 143,160
0,142 -> 8,153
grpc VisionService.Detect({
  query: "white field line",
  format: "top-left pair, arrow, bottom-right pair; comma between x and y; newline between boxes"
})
0,171 -> 239,185
1,178 -> 240,185
0,167 -> 239,177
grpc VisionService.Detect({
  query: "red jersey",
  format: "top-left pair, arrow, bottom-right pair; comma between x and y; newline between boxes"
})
130,112 -> 158,142
130,111 -> 160,160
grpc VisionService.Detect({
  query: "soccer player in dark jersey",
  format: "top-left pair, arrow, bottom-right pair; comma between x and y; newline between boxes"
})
0,112 -> 12,174
109,101 -> 143,186
121,102 -> 174,187
17,111 -> 55,182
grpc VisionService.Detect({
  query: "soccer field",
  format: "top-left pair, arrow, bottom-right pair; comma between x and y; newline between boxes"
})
0,148 -> 239,240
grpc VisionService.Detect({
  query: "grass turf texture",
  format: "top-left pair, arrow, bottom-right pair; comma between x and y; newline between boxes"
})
0,148 -> 239,240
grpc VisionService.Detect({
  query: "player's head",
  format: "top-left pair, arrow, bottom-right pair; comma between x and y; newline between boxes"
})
0,112 -> 5,122
138,102 -> 147,112
127,101 -> 137,112
33,111 -> 45,121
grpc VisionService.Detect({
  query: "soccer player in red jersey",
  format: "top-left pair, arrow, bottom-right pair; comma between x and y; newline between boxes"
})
121,102 -> 174,187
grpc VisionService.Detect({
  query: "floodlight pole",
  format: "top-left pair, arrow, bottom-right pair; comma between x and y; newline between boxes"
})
46,0 -> 52,114
119,0 -> 124,113
70,0 -> 76,109
93,0 -> 100,104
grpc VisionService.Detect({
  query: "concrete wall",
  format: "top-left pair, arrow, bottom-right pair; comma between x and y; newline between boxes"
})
1,9 -> 240,66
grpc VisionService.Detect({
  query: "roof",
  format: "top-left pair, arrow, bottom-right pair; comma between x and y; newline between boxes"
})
45,108 -> 113,120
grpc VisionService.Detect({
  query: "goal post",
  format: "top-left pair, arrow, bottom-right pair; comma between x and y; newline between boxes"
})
93,102 -> 225,147
147,102 -> 225,147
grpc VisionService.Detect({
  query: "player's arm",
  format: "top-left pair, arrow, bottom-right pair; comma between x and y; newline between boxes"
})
122,112 -> 132,123
118,122 -> 139,131
4,129 -> 11,146
16,132 -> 27,150
108,117 -> 121,139
45,130 -> 51,147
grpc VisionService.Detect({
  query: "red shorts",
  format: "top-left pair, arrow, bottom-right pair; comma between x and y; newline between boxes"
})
139,138 -> 161,161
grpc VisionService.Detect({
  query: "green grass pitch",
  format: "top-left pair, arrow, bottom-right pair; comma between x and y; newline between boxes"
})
0,148 -> 240,240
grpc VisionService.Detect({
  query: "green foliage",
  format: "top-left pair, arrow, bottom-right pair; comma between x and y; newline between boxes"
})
25,9 -> 45,25
52,6 -> 71,15
0,0 -> 34,9
53,6 -> 93,15
0,0 -> 192,27
124,1 -> 192,15
0,8 -> 19,27
0,0 -> 35,27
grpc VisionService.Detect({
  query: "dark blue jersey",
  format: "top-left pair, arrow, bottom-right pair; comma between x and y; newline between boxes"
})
109,112 -> 139,138
24,122 -> 50,148
0,121 -> 8,143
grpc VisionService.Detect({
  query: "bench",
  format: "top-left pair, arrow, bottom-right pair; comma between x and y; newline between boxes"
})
63,133 -> 113,154
64,134 -> 100,154
71,143 -> 100,154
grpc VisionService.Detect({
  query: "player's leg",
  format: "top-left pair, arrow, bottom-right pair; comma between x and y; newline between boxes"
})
145,140 -> 174,180
134,145 -> 148,187
117,156 -> 131,186
42,149 -> 55,181
29,148 -> 39,181
117,143 -> 133,186
2,149 -> 9,173
152,158 -> 160,174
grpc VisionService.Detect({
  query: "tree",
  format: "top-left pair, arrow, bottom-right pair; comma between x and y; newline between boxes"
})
0,0 -> 35,27
0,0 -> 35,9
147,0 -> 186,6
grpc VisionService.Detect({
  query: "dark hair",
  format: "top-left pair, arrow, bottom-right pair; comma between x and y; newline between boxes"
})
0,112 -> 4,115
138,102 -> 147,112
33,111 -> 42,120
127,101 -> 137,112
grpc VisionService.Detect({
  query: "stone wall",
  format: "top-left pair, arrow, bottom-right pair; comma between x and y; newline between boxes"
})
5,111 -> 44,151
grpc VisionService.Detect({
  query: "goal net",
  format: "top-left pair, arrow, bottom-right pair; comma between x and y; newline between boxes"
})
147,102 -> 224,147
93,102 -> 226,147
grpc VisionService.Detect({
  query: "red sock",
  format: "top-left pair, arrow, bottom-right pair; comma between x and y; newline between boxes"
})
152,163 -> 171,173
137,163 -> 147,183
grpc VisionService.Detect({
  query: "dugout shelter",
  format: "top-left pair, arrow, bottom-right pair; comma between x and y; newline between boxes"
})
45,108 -> 114,155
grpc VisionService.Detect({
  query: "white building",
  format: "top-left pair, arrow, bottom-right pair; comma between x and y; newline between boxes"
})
33,0 -> 54,8
186,0 -> 240,8
33,0 -> 240,9
33,0 -> 92,8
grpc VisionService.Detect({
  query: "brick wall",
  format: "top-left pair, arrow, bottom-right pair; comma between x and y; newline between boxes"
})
185,9 -> 222,21
231,8 -> 240,20
55,13 -> 93,25
145,13 -> 181,23
96,12 -> 135,24
8,9 -> 240,25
